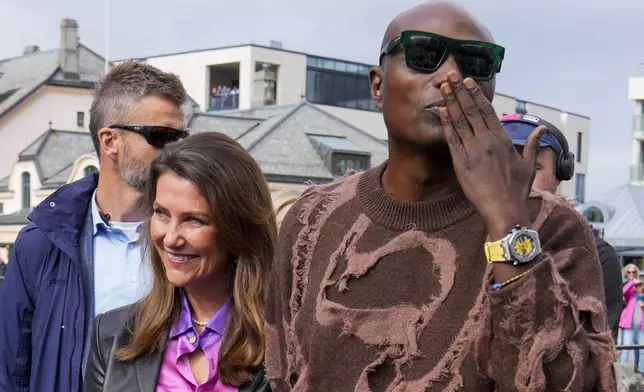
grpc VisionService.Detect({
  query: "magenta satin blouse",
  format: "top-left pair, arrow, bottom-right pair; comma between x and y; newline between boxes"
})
155,295 -> 238,392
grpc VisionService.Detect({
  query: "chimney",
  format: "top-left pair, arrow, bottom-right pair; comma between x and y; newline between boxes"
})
23,45 -> 40,55
59,18 -> 80,80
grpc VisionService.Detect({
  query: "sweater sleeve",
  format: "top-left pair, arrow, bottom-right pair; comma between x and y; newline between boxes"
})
482,204 -> 617,391
264,194 -> 307,392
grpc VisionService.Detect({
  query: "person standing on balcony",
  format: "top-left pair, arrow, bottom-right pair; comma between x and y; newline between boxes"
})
219,86 -> 231,109
231,86 -> 240,109
0,60 -> 188,392
211,86 -> 221,111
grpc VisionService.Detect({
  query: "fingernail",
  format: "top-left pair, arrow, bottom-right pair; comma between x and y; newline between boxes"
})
440,84 -> 451,94
449,72 -> 459,83
439,107 -> 450,122
463,78 -> 475,89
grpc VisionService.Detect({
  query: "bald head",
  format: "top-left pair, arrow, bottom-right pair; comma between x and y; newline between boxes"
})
370,0 -> 499,149
381,1 -> 494,50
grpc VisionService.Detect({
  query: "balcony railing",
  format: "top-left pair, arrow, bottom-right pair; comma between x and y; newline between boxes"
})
209,94 -> 239,111
630,164 -> 644,183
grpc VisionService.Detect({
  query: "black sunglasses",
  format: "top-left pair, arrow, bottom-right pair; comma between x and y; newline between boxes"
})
380,30 -> 505,82
110,124 -> 189,148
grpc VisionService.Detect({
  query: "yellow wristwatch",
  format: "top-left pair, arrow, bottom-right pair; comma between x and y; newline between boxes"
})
485,226 -> 541,265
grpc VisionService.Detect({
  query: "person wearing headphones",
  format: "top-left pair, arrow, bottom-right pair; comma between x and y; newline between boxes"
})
502,113 -> 624,343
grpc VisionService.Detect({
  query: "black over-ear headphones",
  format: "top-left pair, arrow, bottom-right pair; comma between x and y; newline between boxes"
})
500,113 -> 575,182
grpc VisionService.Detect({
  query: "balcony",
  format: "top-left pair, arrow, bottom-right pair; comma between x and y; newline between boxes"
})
630,164 -> 644,184
634,115 -> 644,140
208,62 -> 240,111
210,93 -> 239,111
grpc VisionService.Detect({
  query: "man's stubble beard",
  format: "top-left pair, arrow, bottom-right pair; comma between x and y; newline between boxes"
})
120,142 -> 151,193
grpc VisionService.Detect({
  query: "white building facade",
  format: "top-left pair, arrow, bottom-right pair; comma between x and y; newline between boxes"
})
0,19 -> 104,180
123,43 -> 590,200
629,71 -> 644,186
0,18 -> 104,217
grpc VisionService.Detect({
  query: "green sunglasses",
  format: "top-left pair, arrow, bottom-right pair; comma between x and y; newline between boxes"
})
380,30 -> 506,82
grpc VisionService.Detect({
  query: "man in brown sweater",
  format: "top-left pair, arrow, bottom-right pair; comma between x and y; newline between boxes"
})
265,2 -> 617,391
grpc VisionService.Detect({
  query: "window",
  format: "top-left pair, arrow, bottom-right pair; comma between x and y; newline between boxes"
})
77,111 -> 85,127
308,135 -> 371,177
208,62 -> 241,111
307,57 -> 319,68
322,59 -> 335,70
84,165 -> 98,177
331,153 -> 370,176
583,207 -> 604,223
515,100 -> 527,114
306,56 -> 377,112
591,227 -> 604,239
576,132 -> 582,163
575,173 -> 586,203
345,77 -> 357,109
21,172 -> 30,211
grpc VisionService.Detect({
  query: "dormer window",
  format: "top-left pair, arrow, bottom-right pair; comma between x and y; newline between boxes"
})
308,134 -> 371,178
583,207 -> 604,224
21,172 -> 31,211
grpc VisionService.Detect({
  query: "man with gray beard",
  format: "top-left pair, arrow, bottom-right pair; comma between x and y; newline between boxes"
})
0,60 -> 187,392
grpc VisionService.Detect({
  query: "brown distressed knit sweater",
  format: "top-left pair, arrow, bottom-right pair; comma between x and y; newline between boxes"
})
265,163 -> 616,392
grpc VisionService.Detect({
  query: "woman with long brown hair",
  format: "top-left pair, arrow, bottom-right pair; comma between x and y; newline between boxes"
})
84,132 -> 276,391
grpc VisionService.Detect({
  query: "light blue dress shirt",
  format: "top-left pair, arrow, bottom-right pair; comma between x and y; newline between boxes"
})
91,191 -> 152,316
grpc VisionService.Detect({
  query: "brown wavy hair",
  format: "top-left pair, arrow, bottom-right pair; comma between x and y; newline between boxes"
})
116,132 -> 277,386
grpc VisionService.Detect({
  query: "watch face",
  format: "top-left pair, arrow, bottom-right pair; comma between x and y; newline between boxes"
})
510,231 -> 538,263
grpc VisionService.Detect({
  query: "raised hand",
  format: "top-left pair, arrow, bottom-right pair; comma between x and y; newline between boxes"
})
438,71 -> 546,242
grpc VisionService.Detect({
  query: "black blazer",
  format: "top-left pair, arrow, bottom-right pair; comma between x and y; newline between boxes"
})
83,304 -> 270,392
594,235 -> 625,343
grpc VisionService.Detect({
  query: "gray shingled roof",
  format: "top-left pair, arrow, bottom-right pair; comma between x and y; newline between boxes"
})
578,185 -> 644,248
3,101 -> 388,197
189,113 -> 261,140
0,176 -> 8,192
190,101 -> 388,183
19,131 -> 49,158
238,102 -> 388,182
0,210 -> 30,225
0,50 -> 59,116
0,45 -> 104,119
19,129 -> 95,189
216,104 -> 297,119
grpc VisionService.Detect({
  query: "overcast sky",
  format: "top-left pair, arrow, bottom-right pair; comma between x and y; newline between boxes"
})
1,0 -> 640,200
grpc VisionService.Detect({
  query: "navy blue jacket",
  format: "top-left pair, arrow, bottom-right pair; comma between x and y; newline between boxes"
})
0,174 -> 98,392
